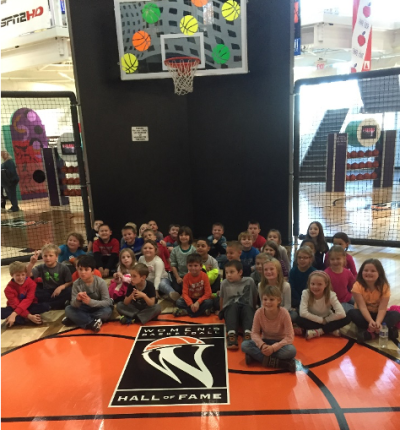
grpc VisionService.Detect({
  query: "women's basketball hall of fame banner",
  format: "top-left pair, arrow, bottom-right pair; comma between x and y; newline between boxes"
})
351,0 -> 372,73
109,324 -> 229,407
294,0 -> 301,56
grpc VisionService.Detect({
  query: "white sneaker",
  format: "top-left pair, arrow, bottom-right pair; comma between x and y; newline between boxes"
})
305,329 -> 323,340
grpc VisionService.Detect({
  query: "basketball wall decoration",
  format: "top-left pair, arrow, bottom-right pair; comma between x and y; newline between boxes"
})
120,54 -> 139,74
222,0 -> 241,21
180,15 -> 199,35
142,3 -> 161,24
132,31 -> 151,51
212,44 -> 231,64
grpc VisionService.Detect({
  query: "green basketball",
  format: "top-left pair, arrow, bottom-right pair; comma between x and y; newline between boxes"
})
212,44 -> 230,64
142,3 -> 161,24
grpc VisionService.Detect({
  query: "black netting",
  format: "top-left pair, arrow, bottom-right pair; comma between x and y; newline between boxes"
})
295,72 -> 400,245
1,95 -> 89,261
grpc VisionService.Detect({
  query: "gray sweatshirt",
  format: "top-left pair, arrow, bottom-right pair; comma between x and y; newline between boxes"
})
71,276 -> 113,308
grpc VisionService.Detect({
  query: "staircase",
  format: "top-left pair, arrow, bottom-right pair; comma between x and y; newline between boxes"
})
358,75 -> 400,113
299,108 -> 349,182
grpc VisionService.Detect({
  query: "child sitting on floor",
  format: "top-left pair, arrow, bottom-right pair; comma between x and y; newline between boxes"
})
142,228 -> 171,272
348,259 -> 400,343
1,261 -> 49,327
266,229 -> 290,273
87,219 -> 103,253
174,253 -> 213,317
324,232 -> 357,276
148,220 -> 163,241
58,232 -> 86,273
116,263 -> 161,324
220,260 -> 258,349
93,224 -> 120,277
207,222 -> 227,268
248,220 -> 266,251
27,245 -> 72,310
262,240 -> 289,278
296,271 -> 350,339
241,286 -> 296,373
239,231 -> 259,275
251,253 -> 270,286
64,255 -> 113,332
164,223 -> 180,251
120,225 -> 144,258
324,245 -> 355,312
108,248 -> 136,303
223,241 -> 243,279
259,258 -> 291,310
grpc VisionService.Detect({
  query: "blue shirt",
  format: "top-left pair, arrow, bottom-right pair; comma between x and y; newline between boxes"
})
58,244 -> 85,263
121,237 -> 144,256
289,266 -> 316,308
240,247 -> 259,269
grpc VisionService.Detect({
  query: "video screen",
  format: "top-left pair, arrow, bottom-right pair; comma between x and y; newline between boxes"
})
361,125 -> 377,139
61,142 -> 76,155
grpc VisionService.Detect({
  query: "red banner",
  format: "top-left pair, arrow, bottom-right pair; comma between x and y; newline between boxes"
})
351,0 -> 372,73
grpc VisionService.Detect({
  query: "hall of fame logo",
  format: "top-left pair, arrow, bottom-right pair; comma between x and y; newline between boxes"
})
109,324 -> 229,407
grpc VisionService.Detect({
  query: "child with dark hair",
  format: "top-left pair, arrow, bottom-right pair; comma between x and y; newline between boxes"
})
120,225 -> 144,258
223,240 -> 243,279
174,253 -> 213,317
1,262 -> 49,327
248,220 -> 266,251
58,232 -> 86,272
207,222 -> 227,267
148,220 -> 163,241
93,224 -> 120,277
267,229 -> 290,272
116,263 -> 161,324
251,253 -> 271,286
220,260 -> 258,349
348,259 -> 400,343
302,221 -> 329,270
63,255 -> 113,333
170,226 -> 196,294
164,223 -> 180,251
324,232 -> 357,276
262,240 -> 289,277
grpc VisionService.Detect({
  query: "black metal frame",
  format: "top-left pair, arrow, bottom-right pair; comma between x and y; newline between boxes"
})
1,91 -> 92,264
293,68 -> 400,247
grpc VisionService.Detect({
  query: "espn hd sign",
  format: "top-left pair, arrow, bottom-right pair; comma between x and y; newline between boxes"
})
110,324 -> 229,407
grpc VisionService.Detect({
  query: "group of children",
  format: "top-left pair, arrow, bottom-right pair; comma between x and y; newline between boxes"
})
2,219 -> 399,373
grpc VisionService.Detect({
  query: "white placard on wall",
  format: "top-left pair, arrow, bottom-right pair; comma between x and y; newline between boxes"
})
131,127 -> 149,142
1,0 -> 51,40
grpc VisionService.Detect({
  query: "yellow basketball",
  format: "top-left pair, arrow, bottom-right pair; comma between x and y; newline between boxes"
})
120,53 -> 139,74
222,0 -> 240,21
180,15 -> 199,35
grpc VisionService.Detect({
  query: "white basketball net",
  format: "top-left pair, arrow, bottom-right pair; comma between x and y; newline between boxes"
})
164,57 -> 200,96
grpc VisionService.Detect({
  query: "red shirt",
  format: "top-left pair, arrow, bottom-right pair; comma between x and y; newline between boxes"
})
4,278 -> 38,317
93,238 -> 119,255
157,243 -> 171,271
182,272 -> 211,306
252,234 -> 266,251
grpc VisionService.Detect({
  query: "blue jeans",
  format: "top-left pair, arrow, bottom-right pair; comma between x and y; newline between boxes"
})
176,297 -> 214,317
65,304 -> 112,328
241,339 -> 296,363
1,303 -> 49,325
158,278 -> 175,296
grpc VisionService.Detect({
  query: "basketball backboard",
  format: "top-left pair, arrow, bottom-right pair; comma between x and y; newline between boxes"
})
114,0 -> 247,80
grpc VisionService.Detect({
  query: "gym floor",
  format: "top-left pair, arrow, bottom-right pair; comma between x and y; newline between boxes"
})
1,245 -> 399,429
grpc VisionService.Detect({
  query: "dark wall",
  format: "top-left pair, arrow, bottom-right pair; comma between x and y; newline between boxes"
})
67,0 -> 293,243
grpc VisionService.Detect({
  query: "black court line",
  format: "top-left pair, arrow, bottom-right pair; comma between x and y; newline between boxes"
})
341,333 -> 400,365
1,331 -> 135,357
305,369 -> 349,430
230,338 -> 356,375
2,407 -> 400,423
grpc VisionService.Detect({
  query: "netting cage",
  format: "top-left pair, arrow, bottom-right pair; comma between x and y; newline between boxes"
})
1,92 -> 91,263
294,69 -> 400,247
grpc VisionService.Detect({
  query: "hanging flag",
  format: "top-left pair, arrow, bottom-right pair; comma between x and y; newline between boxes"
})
294,0 -> 301,56
351,0 -> 372,72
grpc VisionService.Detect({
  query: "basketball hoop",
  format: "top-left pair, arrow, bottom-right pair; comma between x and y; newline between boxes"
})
164,57 -> 200,95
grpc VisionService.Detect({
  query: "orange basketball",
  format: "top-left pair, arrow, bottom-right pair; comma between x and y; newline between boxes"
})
191,0 -> 210,6
132,31 -> 151,51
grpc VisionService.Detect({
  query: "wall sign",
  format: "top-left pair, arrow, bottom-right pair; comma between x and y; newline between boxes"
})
131,126 -> 149,141
1,0 -> 50,40
109,324 -> 229,407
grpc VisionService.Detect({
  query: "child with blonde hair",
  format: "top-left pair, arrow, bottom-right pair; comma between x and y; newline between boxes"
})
241,286 -> 296,372
262,240 -> 288,277
324,232 -> 357,276
259,258 -> 291,310
296,271 -> 350,339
